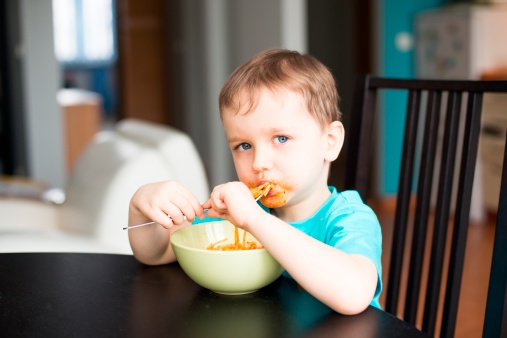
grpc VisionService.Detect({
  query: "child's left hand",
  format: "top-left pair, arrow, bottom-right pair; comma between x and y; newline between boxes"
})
202,181 -> 264,230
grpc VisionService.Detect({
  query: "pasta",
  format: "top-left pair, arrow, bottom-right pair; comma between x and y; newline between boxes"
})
206,236 -> 262,251
249,182 -> 272,200
206,182 -> 272,251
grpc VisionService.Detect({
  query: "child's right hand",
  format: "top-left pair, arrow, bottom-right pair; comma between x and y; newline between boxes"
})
129,180 -> 206,229
203,181 -> 266,232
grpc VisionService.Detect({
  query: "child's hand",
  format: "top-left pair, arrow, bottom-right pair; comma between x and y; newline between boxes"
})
203,181 -> 263,230
129,180 -> 205,229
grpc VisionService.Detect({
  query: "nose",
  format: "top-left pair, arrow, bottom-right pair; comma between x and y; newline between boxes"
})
252,148 -> 272,173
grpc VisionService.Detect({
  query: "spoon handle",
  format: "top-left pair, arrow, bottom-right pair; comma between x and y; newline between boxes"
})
123,216 -> 187,230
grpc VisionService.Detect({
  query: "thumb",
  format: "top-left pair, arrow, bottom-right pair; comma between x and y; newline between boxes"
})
201,198 -> 212,210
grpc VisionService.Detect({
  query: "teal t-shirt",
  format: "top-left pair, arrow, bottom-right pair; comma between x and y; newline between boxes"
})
276,187 -> 382,309
193,186 -> 383,309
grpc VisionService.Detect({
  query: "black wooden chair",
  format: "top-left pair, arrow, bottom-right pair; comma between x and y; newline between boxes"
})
344,74 -> 507,338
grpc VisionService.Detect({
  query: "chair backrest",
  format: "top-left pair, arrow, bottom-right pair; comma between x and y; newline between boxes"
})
115,118 -> 210,203
483,147 -> 507,338
61,119 -> 210,254
345,74 -> 507,338
61,129 -> 172,254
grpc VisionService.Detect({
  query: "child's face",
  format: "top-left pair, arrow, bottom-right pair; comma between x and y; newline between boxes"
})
222,88 -> 342,209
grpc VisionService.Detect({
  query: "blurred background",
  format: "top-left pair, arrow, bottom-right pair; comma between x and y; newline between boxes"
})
1,0 -> 506,202
2,2 -> 506,335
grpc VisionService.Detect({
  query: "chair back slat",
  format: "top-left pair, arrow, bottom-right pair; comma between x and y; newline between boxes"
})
423,91 -> 463,335
345,74 -> 377,198
385,89 -> 421,316
405,90 -> 442,324
441,91 -> 483,338
346,75 -> 507,338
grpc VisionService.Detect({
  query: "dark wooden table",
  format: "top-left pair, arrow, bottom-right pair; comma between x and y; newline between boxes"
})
0,253 -> 430,337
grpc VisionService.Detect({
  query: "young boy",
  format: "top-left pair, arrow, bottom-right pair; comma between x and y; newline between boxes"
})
128,49 -> 382,315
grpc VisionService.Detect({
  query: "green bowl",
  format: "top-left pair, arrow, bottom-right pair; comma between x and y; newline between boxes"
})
170,220 -> 284,295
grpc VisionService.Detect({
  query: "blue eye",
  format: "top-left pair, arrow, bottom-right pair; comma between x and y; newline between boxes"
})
237,143 -> 252,151
274,136 -> 288,144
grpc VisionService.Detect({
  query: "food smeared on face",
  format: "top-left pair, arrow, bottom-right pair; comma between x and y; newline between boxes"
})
260,191 -> 287,208
257,182 -> 291,208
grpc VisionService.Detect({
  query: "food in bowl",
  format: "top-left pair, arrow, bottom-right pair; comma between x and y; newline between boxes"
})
206,222 -> 262,251
170,220 -> 284,295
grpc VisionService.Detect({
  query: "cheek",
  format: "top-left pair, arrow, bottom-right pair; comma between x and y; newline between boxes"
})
232,157 -> 252,183
232,152 -> 247,169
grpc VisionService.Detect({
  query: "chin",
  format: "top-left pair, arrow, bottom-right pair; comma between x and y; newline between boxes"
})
261,193 -> 288,208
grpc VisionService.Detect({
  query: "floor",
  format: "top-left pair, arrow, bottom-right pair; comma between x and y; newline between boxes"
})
369,198 -> 496,338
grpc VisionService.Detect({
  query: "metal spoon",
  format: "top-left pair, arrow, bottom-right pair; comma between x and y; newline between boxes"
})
123,193 -> 265,230
122,217 -> 186,230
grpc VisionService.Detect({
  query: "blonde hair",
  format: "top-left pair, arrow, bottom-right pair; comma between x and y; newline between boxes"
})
219,49 -> 341,128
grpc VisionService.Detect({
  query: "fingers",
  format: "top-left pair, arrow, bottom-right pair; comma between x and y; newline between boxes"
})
204,201 -> 227,219
208,186 -> 228,214
130,180 -> 205,229
205,182 -> 262,229
130,180 -> 263,233
201,199 -> 212,210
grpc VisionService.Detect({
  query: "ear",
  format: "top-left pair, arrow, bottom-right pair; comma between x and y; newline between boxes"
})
324,121 -> 345,162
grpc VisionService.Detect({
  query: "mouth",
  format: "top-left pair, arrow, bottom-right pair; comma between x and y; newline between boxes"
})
264,185 -> 275,197
254,181 -> 275,198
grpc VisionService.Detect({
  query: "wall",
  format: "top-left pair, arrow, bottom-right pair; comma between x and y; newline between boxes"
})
12,0 -> 306,190
307,1 -> 375,190
1,0 -> 27,176
178,0 -> 307,187
376,0 -> 445,195
20,0 -> 65,188
14,0 -> 446,194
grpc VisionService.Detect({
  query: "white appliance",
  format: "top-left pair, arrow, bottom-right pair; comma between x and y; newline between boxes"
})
415,4 -> 507,80
415,4 -> 507,221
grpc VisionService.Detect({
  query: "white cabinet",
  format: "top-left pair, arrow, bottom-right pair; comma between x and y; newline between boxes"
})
415,4 -> 507,80
480,93 -> 507,212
